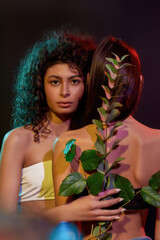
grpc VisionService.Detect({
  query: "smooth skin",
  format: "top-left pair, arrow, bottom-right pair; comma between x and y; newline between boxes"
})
0,63 -> 123,224
53,116 -> 160,239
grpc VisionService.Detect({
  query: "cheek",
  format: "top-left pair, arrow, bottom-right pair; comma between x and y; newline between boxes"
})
74,86 -> 85,101
45,87 -> 57,106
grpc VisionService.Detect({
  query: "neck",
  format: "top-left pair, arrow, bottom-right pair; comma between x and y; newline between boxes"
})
49,112 -> 71,136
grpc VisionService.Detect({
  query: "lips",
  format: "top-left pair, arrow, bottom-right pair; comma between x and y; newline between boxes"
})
56,102 -> 73,108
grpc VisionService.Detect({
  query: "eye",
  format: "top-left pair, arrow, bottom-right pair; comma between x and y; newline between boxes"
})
50,80 -> 60,86
70,79 -> 82,85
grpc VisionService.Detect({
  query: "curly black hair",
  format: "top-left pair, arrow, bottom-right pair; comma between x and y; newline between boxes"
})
11,30 -> 96,141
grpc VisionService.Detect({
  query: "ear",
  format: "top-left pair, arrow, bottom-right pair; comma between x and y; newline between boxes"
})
140,74 -> 144,82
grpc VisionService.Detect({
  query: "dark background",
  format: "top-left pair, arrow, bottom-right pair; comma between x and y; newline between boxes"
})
1,0 -> 160,238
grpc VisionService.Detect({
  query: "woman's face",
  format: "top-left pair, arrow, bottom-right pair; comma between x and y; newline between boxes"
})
44,63 -> 85,120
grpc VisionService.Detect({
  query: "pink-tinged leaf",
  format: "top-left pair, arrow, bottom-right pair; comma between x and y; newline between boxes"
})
105,64 -> 117,80
108,80 -> 114,89
102,101 -> 108,111
104,71 -> 116,81
111,52 -> 121,62
98,107 -> 107,122
102,85 -> 111,100
104,71 -> 115,89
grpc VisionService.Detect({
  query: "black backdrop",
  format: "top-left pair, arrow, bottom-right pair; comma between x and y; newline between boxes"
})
1,0 -> 160,238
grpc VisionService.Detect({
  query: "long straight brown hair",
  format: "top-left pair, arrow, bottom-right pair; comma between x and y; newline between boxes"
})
85,36 -> 142,124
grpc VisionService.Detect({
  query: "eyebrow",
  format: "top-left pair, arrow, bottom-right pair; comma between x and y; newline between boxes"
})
48,75 -> 81,79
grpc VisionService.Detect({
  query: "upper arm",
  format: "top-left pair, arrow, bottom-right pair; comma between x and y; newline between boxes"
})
52,137 -> 72,206
155,207 -> 160,240
0,130 -> 25,212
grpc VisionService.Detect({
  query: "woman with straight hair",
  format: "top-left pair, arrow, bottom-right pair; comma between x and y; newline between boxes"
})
53,36 -> 160,239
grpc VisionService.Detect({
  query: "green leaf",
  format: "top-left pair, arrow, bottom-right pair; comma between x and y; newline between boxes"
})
98,107 -> 107,116
114,175 -> 135,203
101,96 -> 110,110
119,63 -> 133,69
149,170 -> 160,190
105,71 -> 116,83
87,172 -> 105,195
100,97 -> 109,108
63,139 -> 76,155
120,54 -> 129,62
93,225 -> 100,237
98,222 -> 106,226
65,145 -> 76,162
95,134 -> 106,154
80,149 -> 104,171
59,172 -> 86,196
92,224 -> 112,239
106,109 -> 120,123
63,139 -> 76,162
107,102 -> 123,111
92,119 -> 103,130
140,186 -> 160,207
105,57 -> 119,66
114,121 -> 123,128
105,64 -> 117,75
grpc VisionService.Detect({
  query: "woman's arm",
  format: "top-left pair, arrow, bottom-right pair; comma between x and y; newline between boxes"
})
52,136 -> 125,224
155,206 -> 160,240
43,189 -> 125,225
0,130 -> 24,212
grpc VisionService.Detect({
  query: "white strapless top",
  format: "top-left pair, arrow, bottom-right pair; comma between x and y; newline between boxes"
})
18,160 -> 55,203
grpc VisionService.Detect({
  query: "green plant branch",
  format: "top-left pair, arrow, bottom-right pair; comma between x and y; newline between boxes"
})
88,220 -> 113,239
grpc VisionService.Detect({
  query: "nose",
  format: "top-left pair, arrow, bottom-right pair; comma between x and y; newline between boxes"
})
60,83 -> 70,97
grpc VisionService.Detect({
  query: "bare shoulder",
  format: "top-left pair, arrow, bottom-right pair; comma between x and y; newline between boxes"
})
1,126 -> 33,150
124,116 -> 160,140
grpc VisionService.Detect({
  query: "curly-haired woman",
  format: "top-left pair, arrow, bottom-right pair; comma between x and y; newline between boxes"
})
0,31 -> 123,225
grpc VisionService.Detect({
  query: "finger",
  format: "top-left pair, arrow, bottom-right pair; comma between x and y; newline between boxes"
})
96,196 -> 124,209
89,208 -> 126,221
97,188 -> 121,200
92,215 -> 120,221
98,207 -> 126,216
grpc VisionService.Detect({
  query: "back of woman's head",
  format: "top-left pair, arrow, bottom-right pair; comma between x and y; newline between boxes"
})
86,36 -> 142,123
